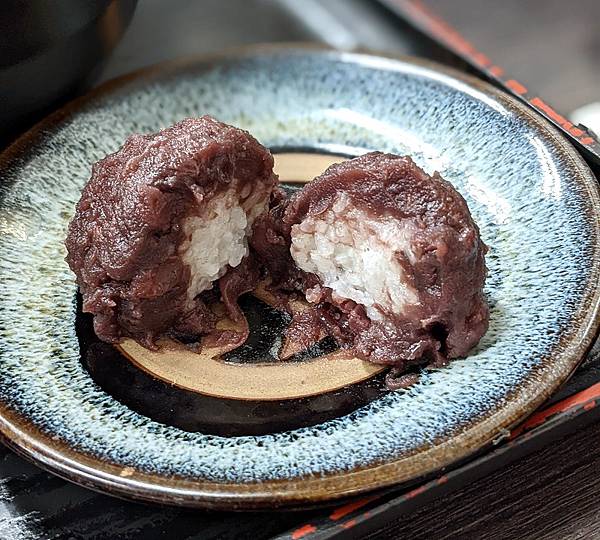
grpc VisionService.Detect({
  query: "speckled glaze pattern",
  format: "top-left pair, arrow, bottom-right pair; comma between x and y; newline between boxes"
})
0,46 -> 598,507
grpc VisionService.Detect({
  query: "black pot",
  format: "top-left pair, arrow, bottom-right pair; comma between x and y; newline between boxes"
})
0,0 -> 136,140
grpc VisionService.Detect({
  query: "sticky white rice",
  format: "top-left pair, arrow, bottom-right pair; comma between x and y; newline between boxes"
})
290,193 -> 419,320
179,182 -> 268,302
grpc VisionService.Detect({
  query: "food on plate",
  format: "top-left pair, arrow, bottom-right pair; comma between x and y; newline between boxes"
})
66,114 -> 488,382
65,116 -> 277,347
252,152 -> 488,376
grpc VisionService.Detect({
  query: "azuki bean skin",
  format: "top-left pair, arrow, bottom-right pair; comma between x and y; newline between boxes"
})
252,153 -> 488,370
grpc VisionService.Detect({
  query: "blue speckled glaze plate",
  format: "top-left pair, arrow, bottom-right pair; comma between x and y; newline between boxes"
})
0,45 -> 599,509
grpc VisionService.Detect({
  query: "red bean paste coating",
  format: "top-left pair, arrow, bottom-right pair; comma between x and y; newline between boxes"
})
65,116 -> 277,347
251,152 -> 489,370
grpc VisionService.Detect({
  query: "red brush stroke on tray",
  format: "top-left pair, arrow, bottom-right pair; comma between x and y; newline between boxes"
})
531,97 -> 568,124
291,524 -> 317,539
405,485 -> 427,499
403,0 -> 475,56
472,52 -> 491,67
505,79 -> 528,95
562,122 -> 584,137
330,496 -> 379,520
511,381 -> 600,439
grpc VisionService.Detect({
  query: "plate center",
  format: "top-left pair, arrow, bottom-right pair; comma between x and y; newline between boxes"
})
78,150 -> 388,435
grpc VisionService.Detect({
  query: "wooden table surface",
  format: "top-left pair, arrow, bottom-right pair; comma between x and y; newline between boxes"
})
363,420 -> 600,539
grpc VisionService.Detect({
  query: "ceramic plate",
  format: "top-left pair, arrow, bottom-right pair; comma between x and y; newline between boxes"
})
0,45 -> 599,509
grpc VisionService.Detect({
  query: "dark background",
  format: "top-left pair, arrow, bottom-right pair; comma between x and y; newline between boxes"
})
99,0 -> 600,117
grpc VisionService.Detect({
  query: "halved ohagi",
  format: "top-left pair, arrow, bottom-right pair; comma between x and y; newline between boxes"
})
65,116 -> 277,347
257,152 -> 489,370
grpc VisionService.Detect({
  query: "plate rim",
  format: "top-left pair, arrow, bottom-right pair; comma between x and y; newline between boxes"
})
0,42 -> 599,509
